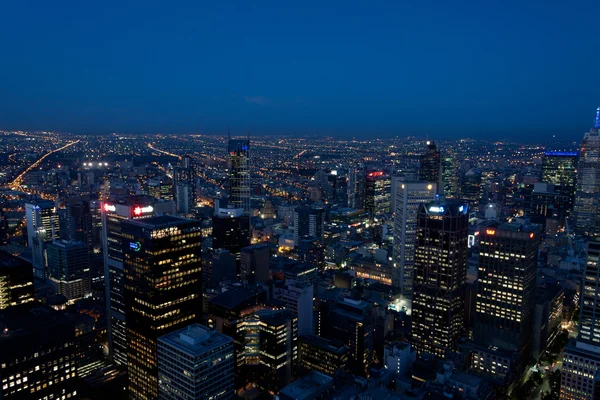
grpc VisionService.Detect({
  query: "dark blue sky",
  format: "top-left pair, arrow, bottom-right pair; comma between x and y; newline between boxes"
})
1,1 -> 599,139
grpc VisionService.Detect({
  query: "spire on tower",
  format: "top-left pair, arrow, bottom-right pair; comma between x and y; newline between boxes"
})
595,107 -> 600,129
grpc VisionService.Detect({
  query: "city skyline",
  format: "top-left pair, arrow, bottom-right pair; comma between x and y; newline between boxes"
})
1,1 -> 600,138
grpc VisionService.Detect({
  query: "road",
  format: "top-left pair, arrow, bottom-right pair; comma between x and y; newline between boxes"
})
8,139 -> 80,192
147,143 -> 181,160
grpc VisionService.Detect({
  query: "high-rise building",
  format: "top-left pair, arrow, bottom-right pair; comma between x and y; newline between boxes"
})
411,201 -> 468,359
147,178 -> 174,201
273,280 -> 314,336
0,302 -> 78,400
25,200 -> 60,280
461,170 -> 482,210
560,237 -> 600,399
348,163 -> 367,209
298,335 -> 349,376
240,243 -> 270,283
392,182 -> 437,295
0,254 -> 34,310
158,324 -> 235,400
365,171 -> 391,217
101,195 -> 176,367
474,222 -> 540,373
228,139 -> 250,215
122,215 -> 203,400
419,141 -> 442,192
174,154 -> 196,214
46,240 -> 91,301
293,206 -> 324,246
212,207 -> 251,276
574,108 -> 600,236
442,147 -> 460,199
541,151 -> 578,215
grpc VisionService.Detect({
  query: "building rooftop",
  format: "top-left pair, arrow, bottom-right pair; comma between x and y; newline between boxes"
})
209,286 -> 265,310
126,214 -> 189,228
158,323 -> 232,357
278,370 -> 333,400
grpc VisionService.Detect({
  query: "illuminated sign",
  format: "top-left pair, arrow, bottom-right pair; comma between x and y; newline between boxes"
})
133,205 -> 154,216
241,145 -> 249,151
129,241 -> 141,251
486,229 -> 496,235
368,171 -> 384,177
429,206 -> 444,213
104,204 -> 116,212
468,235 -> 475,248
459,205 -> 466,213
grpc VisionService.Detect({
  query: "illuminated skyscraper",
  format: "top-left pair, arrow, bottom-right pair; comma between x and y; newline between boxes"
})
573,108 -> 600,236
174,154 -> 196,214
123,215 -> 203,400
411,201 -> 468,359
294,206 -> 324,246
541,151 -> 578,216
419,141 -> 443,193
474,222 -> 540,374
347,163 -> 366,209
392,181 -> 437,295
101,195 -> 175,367
46,240 -> 91,301
365,171 -> 391,217
442,147 -> 460,199
228,139 -> 250,215
25,200 -> 60,280
560,238 -> 600,399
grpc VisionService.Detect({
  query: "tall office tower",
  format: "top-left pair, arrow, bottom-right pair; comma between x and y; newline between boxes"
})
174,154 -> 196,214
255,310 -> 298,393
561,238 -> 600,399
574,108 -> 600,236
411,201 -> 468,359
392,182 -> 437,294
461,169 -> 483,210
25,200 -> 60,280
228,138 -> 251,215
240,243 -> 270,283
318,298 -> 374,376
101,195 -> 176,367
542,151 -> 578,216
122,215 -> 203,400
442,147 -> 460,199
147,178 -> 174,201
419,141 -> 443,192
212,207 -> 251,276
0,254 -> 34,309
294,206 -> 324,246
46,240 -> 91,301
158,324 -> 235,400
474,222 -> 540,373
298,335 -> 350,375
273,280 -> 314,336
365,171 -> 392,216
296,236 -> 325,268
65,195 -> 103,282
0,302 -> 78,400
347,163 -> 367,209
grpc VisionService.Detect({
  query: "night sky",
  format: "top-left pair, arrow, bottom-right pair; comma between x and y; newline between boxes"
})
1,0 -> 599,139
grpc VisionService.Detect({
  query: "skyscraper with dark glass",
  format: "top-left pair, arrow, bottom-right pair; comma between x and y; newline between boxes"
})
474,222 -> 540,374
411,201 -> 468,359
573,108 -> 600,236
419,141 -> 442,193
443,147 -> 460,199
122,215 -> 202,400
347,162 -> 366,209
228,139 -> 250,215
174,154 -> 196,214
542,151 -> 578,216
365,171 -> 391,217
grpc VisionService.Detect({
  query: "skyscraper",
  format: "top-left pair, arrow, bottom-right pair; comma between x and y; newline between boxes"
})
347,162 -> 366,209
442,147 -> 460,199
228,139 -> 250,215
411,201 -> 468,359
293,206 -> 324,246
212,207 -> 251,278
122,215 -> 203,399
419,141 -> 442,192
25,200 -> 60,280
541,151 -> 578,215
158,324 -> 235,400
101,195 -> 176,367
392,181 -> 437,295
474,222 -> 540,373
46,240 -> 91,301
174,154 -> 196,214
560,238 -> 600,399
365,171 -> 391,217
573,108 -> 600,236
